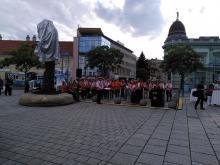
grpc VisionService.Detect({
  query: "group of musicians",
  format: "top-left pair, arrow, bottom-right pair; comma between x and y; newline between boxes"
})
61,78 -> 173,104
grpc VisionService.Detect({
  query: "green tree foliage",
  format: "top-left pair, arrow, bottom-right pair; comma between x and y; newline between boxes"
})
161,44 -> 203,94
136,52 -> 148,80
0,44 -> 40,81
87,46 -> 124,77
0,57 -> 13,68
136,52 -> 157,80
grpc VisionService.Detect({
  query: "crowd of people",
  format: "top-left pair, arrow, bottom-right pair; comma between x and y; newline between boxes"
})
2,73 -> 220,109
60,78 -> 173,104
1,74 -> 219,108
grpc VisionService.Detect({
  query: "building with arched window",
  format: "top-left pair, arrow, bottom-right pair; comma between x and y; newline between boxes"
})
163,14 -> 220,92
0,35 -> 73,81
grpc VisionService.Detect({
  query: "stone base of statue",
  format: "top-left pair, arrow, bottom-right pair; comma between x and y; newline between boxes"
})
42,61 -> 56,94
19,19 -> 73,107
19,93 -> 74,106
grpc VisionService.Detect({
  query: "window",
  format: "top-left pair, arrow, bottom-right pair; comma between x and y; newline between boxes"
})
197,52 -> 207,64
200,57 -> 205,64
214,54 -> 220,64
79,36 -> 109,53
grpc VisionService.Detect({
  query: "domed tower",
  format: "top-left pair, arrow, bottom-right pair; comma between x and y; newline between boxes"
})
162,12 -> 189,84
163,12 -> 188,49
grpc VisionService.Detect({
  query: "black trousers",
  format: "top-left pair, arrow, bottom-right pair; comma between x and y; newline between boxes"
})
166,90 -> 172,101
130,91 -> 136,103
68,92 -> 79,102
5,87 -> 12,96
195,97 -> 204,109
136,89 -> 143,104
97,89 -> 103,104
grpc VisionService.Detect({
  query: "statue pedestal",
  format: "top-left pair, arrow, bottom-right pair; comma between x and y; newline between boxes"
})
19,93 -> 74,106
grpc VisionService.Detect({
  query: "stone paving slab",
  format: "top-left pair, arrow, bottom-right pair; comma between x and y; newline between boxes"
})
0,91 -> 220,165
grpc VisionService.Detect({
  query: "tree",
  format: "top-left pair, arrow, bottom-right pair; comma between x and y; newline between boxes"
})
161,44 -> 203,95
136,52 -> 148,80
136,52 -> 158,80
87,46 -> 124,77
0,44 -> 40,82
0,57 -> 13,68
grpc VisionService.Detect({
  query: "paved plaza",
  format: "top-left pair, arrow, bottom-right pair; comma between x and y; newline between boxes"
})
0,90 -> 220,165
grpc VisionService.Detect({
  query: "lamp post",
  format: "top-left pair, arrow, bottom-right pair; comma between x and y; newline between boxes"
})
213,64 -> 215,83
67,54 -> 69,81
63,52 -> 70,82
213,56 -> 216,83
61,52 -> 64,74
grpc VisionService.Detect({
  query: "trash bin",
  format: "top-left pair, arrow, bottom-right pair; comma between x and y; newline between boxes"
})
149,89 -> 165,107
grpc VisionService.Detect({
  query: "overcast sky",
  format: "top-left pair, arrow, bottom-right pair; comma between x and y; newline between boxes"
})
1,0 -> 220,59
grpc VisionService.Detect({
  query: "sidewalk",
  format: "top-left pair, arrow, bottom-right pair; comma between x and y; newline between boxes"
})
0,90 -> 220,164
82,97 -> 172,110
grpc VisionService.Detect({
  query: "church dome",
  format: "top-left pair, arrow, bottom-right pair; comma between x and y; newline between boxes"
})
168,19 -> 186,36
164,13 -> 188,43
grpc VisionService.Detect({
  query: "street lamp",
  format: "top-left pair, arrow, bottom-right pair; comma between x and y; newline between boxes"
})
63,52 -> 70,81
212,56 -> 216,83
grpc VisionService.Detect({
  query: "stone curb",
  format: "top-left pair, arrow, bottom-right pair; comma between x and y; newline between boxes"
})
82,100 -> 173,110
19,93 -> 74,107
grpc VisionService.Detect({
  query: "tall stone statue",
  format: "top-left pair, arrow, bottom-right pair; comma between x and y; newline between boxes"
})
35,19 -> 60,62
35,19 -> 60,94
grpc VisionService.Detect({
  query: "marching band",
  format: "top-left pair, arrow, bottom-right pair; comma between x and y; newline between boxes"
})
61,78 -> 173,104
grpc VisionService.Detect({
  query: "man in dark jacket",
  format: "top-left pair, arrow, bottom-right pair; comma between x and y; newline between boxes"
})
0,76 -> 3,95
194,81 -> 205,110
5,78 -> 13,96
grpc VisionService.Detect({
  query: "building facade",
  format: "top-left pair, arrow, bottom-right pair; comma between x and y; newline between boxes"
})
73,28 -> 136,80
0,35 -> 73,81
148,58 -> 165,81
163,15 -> 220,91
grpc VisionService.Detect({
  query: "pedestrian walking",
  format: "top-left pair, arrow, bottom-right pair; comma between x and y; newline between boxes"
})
165,81 -> 173,102
0,76 -> 3,95
194,81 -> 205,110
5,78 -> 13,96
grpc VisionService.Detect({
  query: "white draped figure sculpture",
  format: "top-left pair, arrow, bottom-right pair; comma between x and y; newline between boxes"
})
35,19 -> 60,94
35,19 -> 60,62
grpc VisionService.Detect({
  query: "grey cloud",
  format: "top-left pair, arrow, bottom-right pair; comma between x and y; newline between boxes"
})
200,6 -> 205,14
188,8 -> 192,13
95,0 -> 164,37
0,0 -> 91,40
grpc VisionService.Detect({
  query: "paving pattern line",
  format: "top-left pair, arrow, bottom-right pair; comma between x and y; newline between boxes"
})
195,107 -> 220,164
